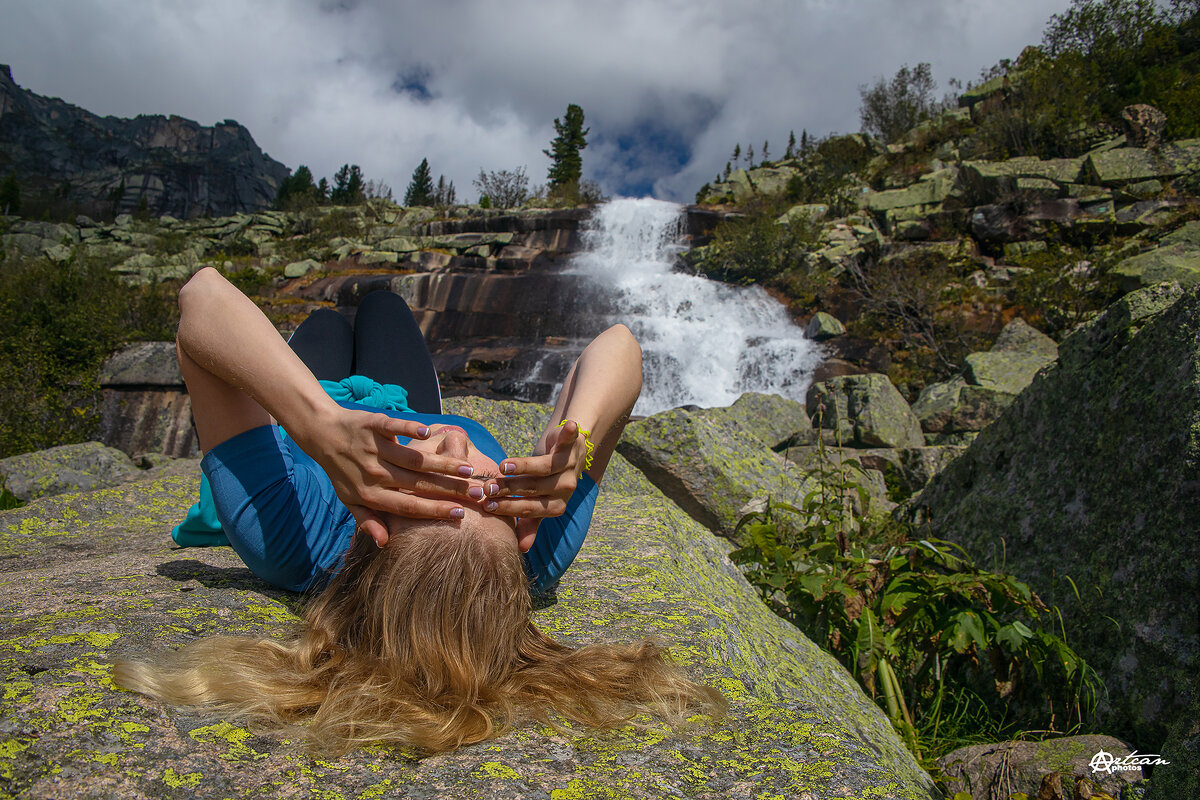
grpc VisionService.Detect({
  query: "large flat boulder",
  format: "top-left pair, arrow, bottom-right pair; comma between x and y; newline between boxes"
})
912,282 -> 1200,748
616,405 -> 821,538
1083,140 -> 1200,186
1110,223 -> 1200,291
0,398 -> 937,799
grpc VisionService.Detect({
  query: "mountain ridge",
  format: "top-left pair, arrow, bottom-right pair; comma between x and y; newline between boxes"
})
0,64 -> 289,219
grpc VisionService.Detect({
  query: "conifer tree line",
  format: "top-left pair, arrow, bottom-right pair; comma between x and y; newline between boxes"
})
275,102 -> 596,211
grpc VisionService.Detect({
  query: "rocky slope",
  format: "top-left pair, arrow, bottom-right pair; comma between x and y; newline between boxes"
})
0,65 -> 289,218
0,397 -> 939,800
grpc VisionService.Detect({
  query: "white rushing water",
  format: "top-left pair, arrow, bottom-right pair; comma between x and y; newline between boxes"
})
569,197 -> 823,416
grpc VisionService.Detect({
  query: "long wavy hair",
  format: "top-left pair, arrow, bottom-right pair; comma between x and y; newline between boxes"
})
114,521 -> 723,755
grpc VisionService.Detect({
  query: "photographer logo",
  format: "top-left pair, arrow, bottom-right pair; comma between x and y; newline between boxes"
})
1088,749 -> 1169,775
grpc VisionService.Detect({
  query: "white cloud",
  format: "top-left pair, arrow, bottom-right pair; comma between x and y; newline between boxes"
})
0,0 -> 1070,202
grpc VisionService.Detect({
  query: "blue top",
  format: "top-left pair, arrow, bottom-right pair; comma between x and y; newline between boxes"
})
199,404 -> 598,595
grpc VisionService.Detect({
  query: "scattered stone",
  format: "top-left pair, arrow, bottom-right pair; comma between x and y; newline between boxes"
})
1121,103 -> 1168,149
807,373 -> 925,449
938,735 -> 1144,800
283,258 -> 322,278
0,441 -> 139,502
804,311 -> 845,341
617,406 -> 820,538
991,316 -> 1059,357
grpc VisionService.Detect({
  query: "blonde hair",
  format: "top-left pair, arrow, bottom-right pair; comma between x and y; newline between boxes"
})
114,522 -> 723,755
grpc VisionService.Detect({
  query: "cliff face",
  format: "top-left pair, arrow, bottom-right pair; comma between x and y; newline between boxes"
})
0,65 -> 289,218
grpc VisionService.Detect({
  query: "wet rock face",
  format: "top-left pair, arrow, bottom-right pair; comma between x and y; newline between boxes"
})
0,65 -> 288,217
0,397 -> 937,799
913,282 -> 1200,749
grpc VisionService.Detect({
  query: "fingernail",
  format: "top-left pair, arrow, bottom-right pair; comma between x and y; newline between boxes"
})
374,537 -> 384,549
450,507 -> 465,519
458,465 -> 474,477
417,426 -> 430,437
468,486 -> 484,500
485,501 -> 498,512
487,483 -> 499,496
502,462 -> 515,474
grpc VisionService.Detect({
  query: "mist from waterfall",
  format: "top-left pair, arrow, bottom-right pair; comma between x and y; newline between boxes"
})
568,197 -> 823,416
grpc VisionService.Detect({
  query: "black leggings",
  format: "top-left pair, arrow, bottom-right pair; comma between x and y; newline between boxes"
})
287,291 -> 442,414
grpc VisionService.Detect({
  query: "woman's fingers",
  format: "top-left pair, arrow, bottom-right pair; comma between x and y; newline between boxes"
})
480,495 -> 567,519
515,517 -> 539,553
499,421 -> 579,477
488,471 -> 576,498
358,488 -> 467,521
371,418 -> 476,477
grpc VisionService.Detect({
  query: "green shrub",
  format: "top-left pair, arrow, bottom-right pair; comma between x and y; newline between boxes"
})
0,250 -> 178,457
695,208 -> 820,286
730,423 -> 1102,762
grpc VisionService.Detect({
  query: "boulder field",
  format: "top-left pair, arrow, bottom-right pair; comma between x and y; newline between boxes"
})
0,397 -> 938,799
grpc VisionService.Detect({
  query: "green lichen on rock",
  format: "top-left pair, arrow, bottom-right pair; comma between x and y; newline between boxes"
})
0,397 -> 936,799
912,283 -> 1200,749
616,406 -> 820,538
807,373 -> 925,449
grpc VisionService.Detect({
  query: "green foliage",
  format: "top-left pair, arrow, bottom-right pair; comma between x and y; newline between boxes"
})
0,172 -> 20,215
0,483 -> 22,510
544,104 -> 589,188
695,208 -> 820,286
404,158 -> 435,207
1005,245 -> 1107,336
847,249 -> 994,385
0,250 -> 179,458
973,0 -> 1200,157
859,63 -> 941,144
330,164 -> 366,205
729,424 -> 1101,760
275,165 -> 326,210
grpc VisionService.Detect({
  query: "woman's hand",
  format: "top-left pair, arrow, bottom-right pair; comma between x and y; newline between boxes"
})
478,421 -> 588,551
294,407 -> 476,527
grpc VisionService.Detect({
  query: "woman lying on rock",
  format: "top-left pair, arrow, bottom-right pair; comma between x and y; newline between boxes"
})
114,267 -> 721,755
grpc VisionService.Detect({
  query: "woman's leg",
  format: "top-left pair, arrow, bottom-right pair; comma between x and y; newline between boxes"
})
287,308 -> 354,382
352,290 -> 443,413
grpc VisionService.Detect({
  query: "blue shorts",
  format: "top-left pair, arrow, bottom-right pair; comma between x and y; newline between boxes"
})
201,409 -> 598,595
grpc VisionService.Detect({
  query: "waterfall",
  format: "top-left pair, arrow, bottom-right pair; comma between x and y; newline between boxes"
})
568,197 -> 824,416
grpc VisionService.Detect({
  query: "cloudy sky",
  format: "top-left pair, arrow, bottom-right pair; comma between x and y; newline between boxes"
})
1,0 -> 1070,202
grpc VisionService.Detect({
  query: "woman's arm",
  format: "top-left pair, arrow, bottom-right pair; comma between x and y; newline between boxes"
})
482,324 -> 643,550
177,267 -> 475,524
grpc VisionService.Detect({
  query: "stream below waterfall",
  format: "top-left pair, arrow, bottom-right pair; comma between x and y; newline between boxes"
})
535,197 -> 824,416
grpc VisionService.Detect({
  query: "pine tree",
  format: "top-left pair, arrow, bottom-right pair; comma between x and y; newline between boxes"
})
786,130 -> 796,158
801,129 -> 810,154
331,164 -> 365,205
433,175 -> 457,206
544,104 -> 589,187
762,140 -> 770,163
723,161 -> 732,178
732,143 -> 741,164
747,144 -> 754,167
274,165 -> 320,210
404,158 -> 435,206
